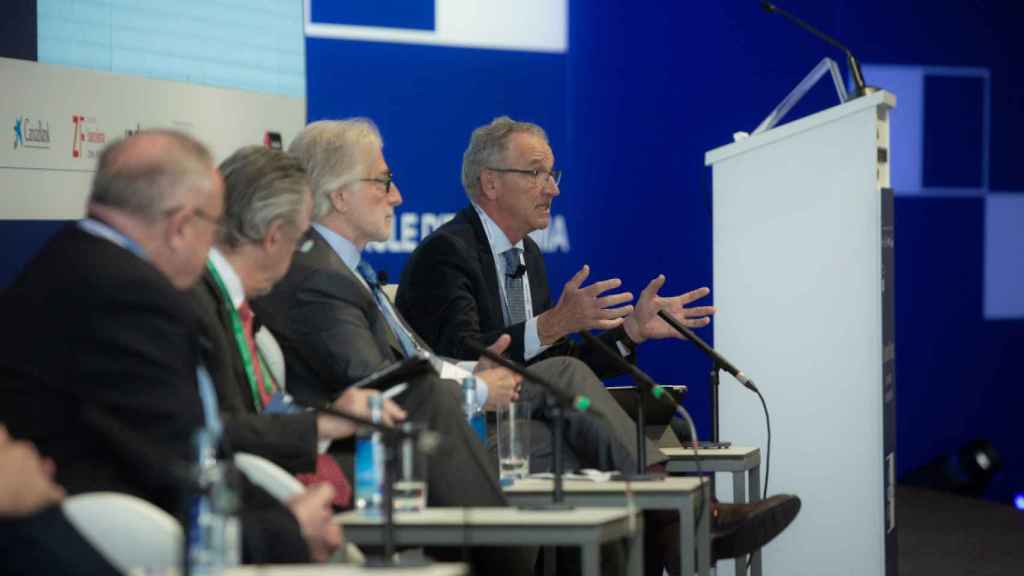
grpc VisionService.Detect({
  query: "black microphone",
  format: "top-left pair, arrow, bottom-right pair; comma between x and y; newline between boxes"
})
576,330 -> 701,453
760,1 -> 870,98
464,340 -> 592,412
656,310 -> 759,393
577,331 -> 684,412
507,263 -> 527,279
345,350 -> 434,392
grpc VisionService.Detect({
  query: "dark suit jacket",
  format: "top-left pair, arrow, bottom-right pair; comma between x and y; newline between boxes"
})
397,206 -> 634,378
0,225 -> 307,563
253,228 -> 429,405
191,270 -> 317,474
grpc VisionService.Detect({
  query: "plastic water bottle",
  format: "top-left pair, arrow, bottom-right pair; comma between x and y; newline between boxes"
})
462,376 -> 487,443
188,428 -> 241,575
355,393 -> 384,512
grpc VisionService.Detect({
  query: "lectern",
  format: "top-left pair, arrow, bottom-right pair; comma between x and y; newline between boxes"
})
705,89 -> 897,576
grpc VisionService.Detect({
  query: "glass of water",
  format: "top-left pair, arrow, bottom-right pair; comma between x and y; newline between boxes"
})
496,400 -> 530,481
393,422 -> 427,511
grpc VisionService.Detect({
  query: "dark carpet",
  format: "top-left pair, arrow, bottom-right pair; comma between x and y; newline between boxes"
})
898,485 -> 1024,575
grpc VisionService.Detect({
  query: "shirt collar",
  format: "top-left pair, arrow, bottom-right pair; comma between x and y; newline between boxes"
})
78,217 -> 148,260
207,248 -> 246,309
312,222 -> 363,273
472,203 -> 524,258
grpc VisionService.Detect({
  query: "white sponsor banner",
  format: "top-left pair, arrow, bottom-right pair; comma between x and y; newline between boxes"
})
0,57 -> 305,220
304,0 -> 568,54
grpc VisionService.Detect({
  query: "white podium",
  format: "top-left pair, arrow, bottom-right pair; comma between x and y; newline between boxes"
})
705,90 -> 897,576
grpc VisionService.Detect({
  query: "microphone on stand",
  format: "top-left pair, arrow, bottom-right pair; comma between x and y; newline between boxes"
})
465,341 -> 592,412
656,310 -> 758,393
576,330 -> 699,445
760,1 -> 873,98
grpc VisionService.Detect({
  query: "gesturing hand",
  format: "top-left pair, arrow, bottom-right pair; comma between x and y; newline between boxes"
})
474,334 -> 522,410
537,265 -> 634,345
622,275 -> 716,344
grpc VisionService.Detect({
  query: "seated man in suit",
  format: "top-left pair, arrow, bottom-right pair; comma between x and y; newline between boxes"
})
190,145 -> 406,509
396,116 -> 801,567
253,120 -> 536,574
0,130 -> 338,564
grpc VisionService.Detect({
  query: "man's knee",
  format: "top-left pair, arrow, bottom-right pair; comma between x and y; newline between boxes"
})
531,356 -> 603,394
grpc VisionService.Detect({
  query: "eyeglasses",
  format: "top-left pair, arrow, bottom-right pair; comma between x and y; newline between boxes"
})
358,171 -> 395,195
487,166 -> 562,187
162,205 -> 224,231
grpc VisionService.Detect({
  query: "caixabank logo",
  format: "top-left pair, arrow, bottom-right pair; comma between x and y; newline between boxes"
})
72,115 -> 107,159
13,116 -> 52,150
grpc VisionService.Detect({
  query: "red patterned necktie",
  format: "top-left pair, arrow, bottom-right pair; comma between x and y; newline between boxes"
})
238,301 -> 352,507
237,301 -> 273,408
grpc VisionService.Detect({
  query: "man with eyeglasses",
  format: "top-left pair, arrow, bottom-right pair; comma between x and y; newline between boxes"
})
396,116 -> 801,573
253,118 -> 538,574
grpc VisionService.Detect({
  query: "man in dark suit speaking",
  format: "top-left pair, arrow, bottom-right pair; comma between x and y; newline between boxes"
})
396,116 -> 801,567
397,115 -> 717,372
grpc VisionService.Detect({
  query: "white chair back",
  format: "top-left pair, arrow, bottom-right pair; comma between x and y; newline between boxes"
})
233,451 -> 305,503
62,492 -> 182,575
254,325 -> 287,390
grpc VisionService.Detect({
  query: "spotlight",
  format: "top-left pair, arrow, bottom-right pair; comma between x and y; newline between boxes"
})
1014,494 -> 1024,511
903,439 -> 1002,497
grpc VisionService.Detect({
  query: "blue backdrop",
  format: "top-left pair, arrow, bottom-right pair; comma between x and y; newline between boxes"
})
1,0 -> 1021,505
303,0 -> 1024,505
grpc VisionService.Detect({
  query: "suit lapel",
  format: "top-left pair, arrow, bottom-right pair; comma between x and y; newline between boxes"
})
463,207 -> 506,330
305,228 -> 406,359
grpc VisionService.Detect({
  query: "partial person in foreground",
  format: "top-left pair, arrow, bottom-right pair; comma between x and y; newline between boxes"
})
396,115 -> 802,566
0,424 -> 120,575
0,130 -> 338,563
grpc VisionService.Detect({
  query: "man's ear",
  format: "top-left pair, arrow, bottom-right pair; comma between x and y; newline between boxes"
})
329,187 -> 347,213
263,219 -> 286,251
479,171 -> 499,201
164,207 -> 192,250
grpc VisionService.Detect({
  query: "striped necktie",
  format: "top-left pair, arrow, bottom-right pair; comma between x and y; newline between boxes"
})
502,247 -> 527,326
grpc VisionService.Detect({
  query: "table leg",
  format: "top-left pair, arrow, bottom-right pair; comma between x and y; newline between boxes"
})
627,511 -> 644,576
732,470 -> 747,576
582,543 -> 600,576
680,498 -> 695,576
748,465 -> 763,576
697,488 -> 712,576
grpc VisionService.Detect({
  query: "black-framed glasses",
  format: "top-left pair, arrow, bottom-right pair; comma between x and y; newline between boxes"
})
487,166 -> 562,187
358,171 -> 395,195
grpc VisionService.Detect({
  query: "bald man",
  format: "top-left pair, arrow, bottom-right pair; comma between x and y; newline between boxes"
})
0,131 -> 336,563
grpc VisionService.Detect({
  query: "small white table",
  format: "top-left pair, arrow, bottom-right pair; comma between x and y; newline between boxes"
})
503,476 -> 711,576
663,446 -> 762,576
226,564 -> 467,576
335,507 -> 643,576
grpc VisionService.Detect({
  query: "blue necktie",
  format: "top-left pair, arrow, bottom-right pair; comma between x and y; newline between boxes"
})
356,259 -> 419,358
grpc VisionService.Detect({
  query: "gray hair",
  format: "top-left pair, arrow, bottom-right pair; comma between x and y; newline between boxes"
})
461,116 -> 548,200
89,129 -> 215,219
288,119 -> 382,220
217,146 -> 310,250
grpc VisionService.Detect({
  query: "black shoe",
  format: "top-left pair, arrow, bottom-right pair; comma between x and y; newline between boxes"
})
711,494 -> 801,562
